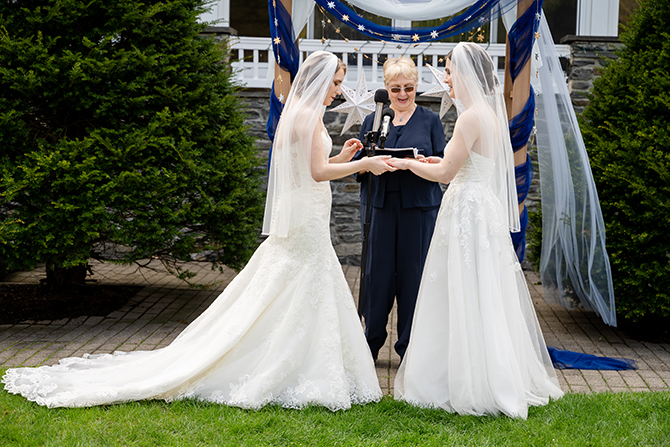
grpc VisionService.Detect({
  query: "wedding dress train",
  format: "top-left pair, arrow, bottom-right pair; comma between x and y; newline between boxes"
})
3,132 -> 382,410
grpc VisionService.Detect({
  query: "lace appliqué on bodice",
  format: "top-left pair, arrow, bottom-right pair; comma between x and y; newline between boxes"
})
432,151 -> 507,268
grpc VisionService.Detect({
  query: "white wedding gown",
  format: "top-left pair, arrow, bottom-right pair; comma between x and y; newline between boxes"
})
395,151 -> 564,419
3,132 -> 382,410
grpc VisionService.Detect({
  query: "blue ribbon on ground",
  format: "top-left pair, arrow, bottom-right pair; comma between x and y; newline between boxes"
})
313,0 -> 518,43
509,86 -> 535,152
508,0 -> 543,82
548,347 -> 638,370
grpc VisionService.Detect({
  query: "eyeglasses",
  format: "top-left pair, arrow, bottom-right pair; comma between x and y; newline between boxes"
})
389,85 -> 416,94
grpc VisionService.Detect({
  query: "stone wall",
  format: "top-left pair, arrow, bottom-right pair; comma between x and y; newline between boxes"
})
560,35 -> 623,115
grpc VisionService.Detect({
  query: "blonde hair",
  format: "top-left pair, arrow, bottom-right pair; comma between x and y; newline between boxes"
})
383,57 -> 418,85
335,58 -> 347,75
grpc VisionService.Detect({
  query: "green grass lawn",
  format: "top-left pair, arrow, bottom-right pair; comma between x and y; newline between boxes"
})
1,370 -> 669,446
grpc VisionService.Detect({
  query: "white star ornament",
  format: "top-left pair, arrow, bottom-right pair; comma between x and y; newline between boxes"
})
420,63 -> 454,119
329,71 -> 375,135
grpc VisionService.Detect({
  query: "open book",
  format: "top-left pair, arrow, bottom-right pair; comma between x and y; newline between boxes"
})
374,147 -> 420,158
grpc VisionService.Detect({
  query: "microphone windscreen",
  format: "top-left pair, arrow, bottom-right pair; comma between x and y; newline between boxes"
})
382,108 -> 395,119
374,89 -> 389,104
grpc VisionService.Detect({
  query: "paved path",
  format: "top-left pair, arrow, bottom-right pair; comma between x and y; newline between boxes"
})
2,260 -> 669,395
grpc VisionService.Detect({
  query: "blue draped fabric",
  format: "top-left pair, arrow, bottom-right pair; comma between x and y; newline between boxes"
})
266,84 -> 285,164
548,347 -> 637,370
506,0 -> 541,259
267,0 -> 301,161
512,206 -> 529,261
508,0 -> 543,82
313,0 -> 518,43
269,0 -> 300,79
512,154 -> 533,262
509,86 -> 536,152
515,154 -> 533,205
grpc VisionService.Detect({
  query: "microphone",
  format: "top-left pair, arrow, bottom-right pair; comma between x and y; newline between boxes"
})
371,89 -> 389,134
379,108 -> 395,147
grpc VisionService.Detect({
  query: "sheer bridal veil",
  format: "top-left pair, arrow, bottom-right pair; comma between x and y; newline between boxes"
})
262,51 -> 339,237
450,42 -> 520,233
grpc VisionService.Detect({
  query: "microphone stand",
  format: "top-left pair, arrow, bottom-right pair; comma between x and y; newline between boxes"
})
357,128 -> 387,318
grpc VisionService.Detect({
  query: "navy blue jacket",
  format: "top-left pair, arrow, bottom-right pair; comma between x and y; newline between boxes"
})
356,105 -> 445,208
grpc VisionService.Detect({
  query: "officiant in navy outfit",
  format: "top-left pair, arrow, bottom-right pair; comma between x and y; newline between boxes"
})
356,56 -> 445,361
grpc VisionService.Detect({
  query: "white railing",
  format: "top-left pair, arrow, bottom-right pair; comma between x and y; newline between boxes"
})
230,37 -> 571,91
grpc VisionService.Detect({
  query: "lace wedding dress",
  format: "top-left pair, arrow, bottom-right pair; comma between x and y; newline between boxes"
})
3,131 -> 382,410
395,150 -> 564,419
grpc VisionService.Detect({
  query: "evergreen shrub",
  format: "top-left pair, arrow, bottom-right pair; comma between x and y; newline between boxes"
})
580,0 -> 670,321
0,0 -> 264,288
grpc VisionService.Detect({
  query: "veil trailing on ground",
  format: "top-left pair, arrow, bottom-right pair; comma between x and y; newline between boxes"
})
262,51 -> 338,237
450,42 -> 520,233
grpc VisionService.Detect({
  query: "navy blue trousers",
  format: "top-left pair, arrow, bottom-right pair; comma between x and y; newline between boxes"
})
361,191 -> 438,359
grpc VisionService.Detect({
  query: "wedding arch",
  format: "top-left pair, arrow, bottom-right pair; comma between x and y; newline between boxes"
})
266,0 -> 617,327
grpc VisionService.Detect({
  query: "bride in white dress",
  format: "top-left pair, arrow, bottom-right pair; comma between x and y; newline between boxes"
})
2,51 -> 392,410
388,43 -> 563,419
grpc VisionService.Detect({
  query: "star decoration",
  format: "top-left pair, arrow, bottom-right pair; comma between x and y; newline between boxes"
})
535,32 -> 541,39
392,34 -> 401,41
279,93 -> 285,103
274,18 -> 278,27
342,15 -> 349,22
358,24 -> 366,32
327,1 -> 335,8
477,33 -> 485,42
329,71 -> 375,135
412,34 -> 420,42
420,64 -> 454,119
277,55 -> 281,64
273,36 -> 281,45
276,74 -> 283,83
536,12 -> 541,20
430,30 -> 439,39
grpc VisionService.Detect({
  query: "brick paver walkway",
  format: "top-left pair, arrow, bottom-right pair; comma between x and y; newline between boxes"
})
2,260 -> 669,395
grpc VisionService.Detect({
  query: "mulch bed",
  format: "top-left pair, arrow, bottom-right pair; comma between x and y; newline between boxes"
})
0,284 -> 142,325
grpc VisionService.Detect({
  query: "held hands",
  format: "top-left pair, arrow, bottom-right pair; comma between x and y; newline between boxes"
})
365,155 -> 396,175
385,157 -> 413,170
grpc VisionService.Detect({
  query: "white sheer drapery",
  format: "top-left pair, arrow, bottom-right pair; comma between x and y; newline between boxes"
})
532,15 -> 616,326
345,0 -> 479,22
292,0 -> 315,40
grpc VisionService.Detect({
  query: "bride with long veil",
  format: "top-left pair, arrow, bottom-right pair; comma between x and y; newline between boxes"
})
389,43 -> 563,419
3,51 -> 392,410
